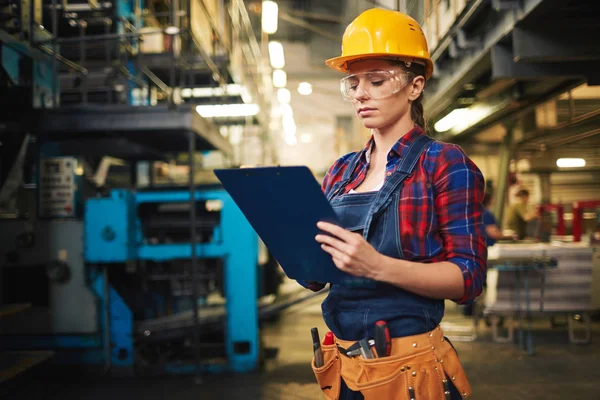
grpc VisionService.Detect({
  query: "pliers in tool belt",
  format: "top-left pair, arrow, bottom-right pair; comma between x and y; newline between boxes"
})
337,339 -> 375,357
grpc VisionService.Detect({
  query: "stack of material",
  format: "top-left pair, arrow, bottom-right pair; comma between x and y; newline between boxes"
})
484,243 -> 595,344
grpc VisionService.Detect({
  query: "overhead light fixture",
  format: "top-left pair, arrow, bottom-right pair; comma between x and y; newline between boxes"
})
268,41 -> 285,69
261,1 -> 278,34
434,109 -> 469,133
283,119 -> 296,137
556,158 -> 586,168
196,104 -> 259,118
279,103 -> 293,119
298,82 -> 312,95
277,88 -> 291,104
182,84 -> 243,98
165,26 -> 180,35
285,135 -> 297,146
273,69 -> 287,88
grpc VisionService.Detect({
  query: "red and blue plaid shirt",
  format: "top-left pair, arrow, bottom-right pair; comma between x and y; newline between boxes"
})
319,126 -> 487,304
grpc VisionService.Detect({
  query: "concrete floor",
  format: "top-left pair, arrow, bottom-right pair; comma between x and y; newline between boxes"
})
5,290 -> 600,400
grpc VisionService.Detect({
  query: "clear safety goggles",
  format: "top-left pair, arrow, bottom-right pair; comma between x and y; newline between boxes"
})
340,70 -> 414,102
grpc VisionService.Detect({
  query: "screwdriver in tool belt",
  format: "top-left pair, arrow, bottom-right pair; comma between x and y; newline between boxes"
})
312,327 -> 324,367
375,320 -> 391,357
323,331 -> 335,345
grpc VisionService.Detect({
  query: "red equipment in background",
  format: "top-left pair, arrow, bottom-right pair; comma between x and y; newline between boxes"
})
572,200 -> 600,242
537,204 -> 565,236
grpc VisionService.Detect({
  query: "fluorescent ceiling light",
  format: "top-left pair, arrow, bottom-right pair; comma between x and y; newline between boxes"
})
279,103 -> 293,119
277,88 -> 291,104
273,69 -> 287,88
262,1 -> 278,34
556,158 -> 586,168
196,104 -> 259,118
285,135 -> 297,146
182,84 -> 243,98
165,26 -> 180,35
268,41 -> 285,69
283,117 -> 296,136
434,109 -> 469,132
298,82 -> 312,96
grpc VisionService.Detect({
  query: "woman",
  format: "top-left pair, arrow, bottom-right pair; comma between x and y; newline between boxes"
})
306,8 -> 487,400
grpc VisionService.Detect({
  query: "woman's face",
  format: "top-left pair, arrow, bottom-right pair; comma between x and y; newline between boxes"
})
345,59 -> 419,130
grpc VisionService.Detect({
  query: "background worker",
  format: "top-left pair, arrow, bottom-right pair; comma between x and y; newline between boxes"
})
506,189 -> 539,240
483,191 -> 514,246
303,8 -> 487,400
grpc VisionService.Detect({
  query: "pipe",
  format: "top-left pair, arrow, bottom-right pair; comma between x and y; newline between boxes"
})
187,29 -> 224,86
188,130 -> 200,374
140,66 -> 170,95
79,22 -> 88,104
286,9 -> 343,23
103,266 -> 111,372
37,45 -> 88,74
493,124 -> 515,225
36,29 -> 165,44
105,19 -> 112,104
51,0 -> 58,107
28,0 -> 34,45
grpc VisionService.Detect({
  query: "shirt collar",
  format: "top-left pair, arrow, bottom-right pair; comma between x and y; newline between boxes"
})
361,125 -> 426,163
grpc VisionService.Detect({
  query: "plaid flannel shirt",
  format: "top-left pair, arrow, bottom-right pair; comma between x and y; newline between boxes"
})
306,126 -> 487,304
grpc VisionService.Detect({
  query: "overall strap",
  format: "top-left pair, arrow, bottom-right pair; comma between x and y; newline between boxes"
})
396,134 -> 433,175
363,135 -> 433,239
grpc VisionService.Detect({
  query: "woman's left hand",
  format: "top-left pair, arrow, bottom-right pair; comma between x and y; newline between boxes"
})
315,221 -> 385,280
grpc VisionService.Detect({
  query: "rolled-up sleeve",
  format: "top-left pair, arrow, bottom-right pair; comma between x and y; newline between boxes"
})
433,144 -> 487,304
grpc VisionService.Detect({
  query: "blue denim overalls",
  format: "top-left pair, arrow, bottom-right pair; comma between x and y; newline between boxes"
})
322,134 -> 462,399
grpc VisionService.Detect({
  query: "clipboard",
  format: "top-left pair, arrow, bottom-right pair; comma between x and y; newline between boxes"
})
214,166 -> 355,284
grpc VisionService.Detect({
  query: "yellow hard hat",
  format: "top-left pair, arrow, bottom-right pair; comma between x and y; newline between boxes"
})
326,8 -> 434,79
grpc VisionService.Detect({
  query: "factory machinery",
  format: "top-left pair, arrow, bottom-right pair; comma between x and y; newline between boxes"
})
0,0 -> 306,379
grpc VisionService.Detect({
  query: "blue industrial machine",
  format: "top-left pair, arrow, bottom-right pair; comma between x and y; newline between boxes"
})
1,179 -> 263,373
0,0 -> 290,379
84,188 -> 260,372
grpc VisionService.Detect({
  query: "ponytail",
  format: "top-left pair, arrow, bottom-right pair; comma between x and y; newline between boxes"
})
411,93 -> 427,132
390,59 -> 428,132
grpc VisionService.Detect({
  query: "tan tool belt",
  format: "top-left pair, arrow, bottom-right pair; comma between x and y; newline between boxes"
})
311,325 -> 471,400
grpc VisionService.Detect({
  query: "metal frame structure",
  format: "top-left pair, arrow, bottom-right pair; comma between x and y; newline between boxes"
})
1,0 -> 275,377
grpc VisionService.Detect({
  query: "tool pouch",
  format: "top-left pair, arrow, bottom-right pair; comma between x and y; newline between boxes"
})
311,343 -> 342,400
312,326 -> 471,400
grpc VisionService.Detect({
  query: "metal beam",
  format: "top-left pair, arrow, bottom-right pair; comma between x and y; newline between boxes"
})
430,0 -> 486,62
493,124 -> 515,225
513,27 -> 600,63
279,12 -> 340,42
443,78 -> 582,144
30,106 -> 232,157
491,44 -> 600,84
518,109 -> 600,147
425,51 -> 492,120
286,9 -> 344,23
425,0 -> 546,119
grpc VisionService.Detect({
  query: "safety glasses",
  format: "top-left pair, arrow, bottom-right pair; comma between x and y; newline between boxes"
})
340,70 -> 414,102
